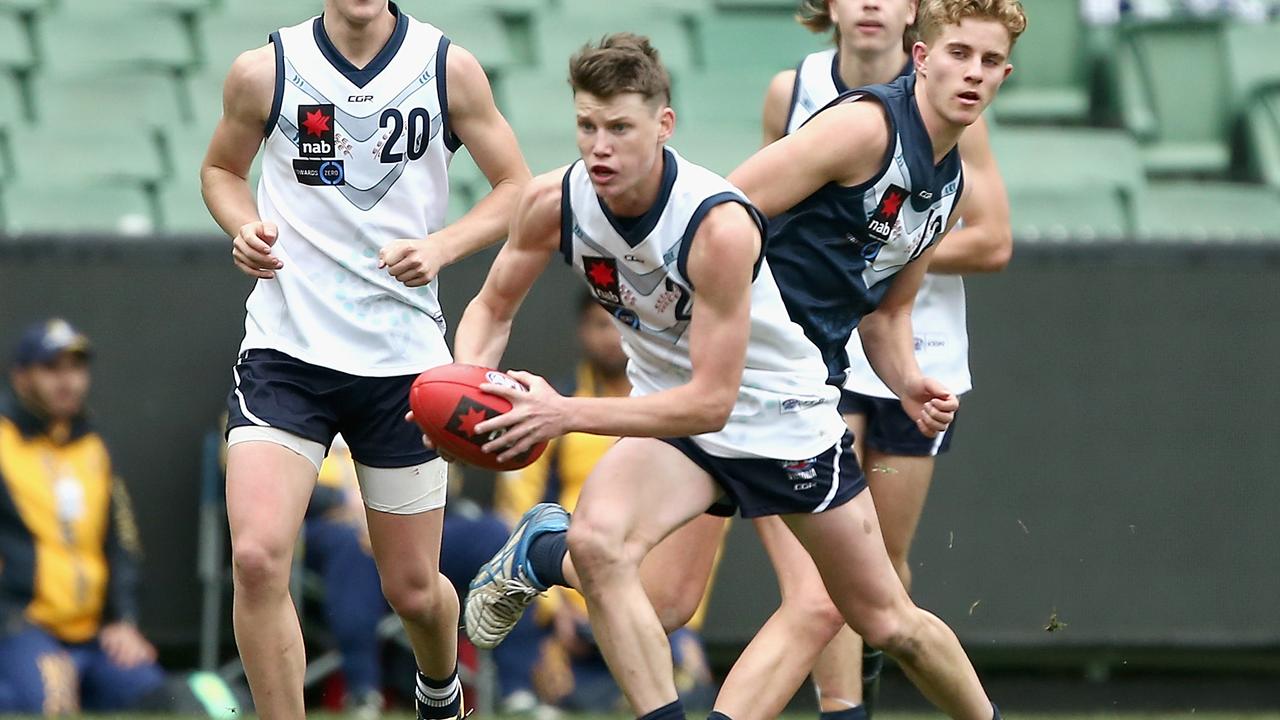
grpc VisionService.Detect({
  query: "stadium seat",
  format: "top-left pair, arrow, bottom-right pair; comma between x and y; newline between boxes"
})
0,70 -> 24,126
508,126 -> 580,177
198,9 -> 316,75
1224,20 -> 1280,113
534,11 -> 696,74
557,0 -> 712,19
676,70 -> 774,133
1114,20 -> 1232,176
0,0 -> 47,12
6,125 -> 167,186
31,72 -> 188,131
1137,181 -> 1280,241
1,183 -> 155,235
156,178 -> 220,235
992,127 -> 1143,239
712,0 -> 796,9
495,69 -> 576,136
34,8 -> 196,74
1244,89 -> 1280,190
698,12 -> 827,75
990,0 -> 1091,124
0,9 -> 34,69
668,124 -> 759,177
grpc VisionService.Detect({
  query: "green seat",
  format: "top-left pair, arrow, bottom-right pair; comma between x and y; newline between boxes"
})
1115,20 -> 1231,176
712,0 -> 796,9
668,125 -> 758,177
0,9 -> 34,69
1244,89 -> 1280,190
7,126 -> 166,185
534,11 -> 695,74
508,126 -> 579,177
32,72 -> 187,130
198,9 -> 309,75
1,182 -> 155,235
699,12 -> 825,74
558,0 -> 712,19
991,127 -> 1143,239
676,70 -> 774,133
991,0 -> 1091,124
1007,188 -> 1131,242
430,9 -> 517,72
0,70 -> 24,126
0,0 -> 48,12
496,70 -> 576,135
35,8 -> 196,73
1138,181 -> 1280,242
156,178 -> 221,235
1225,21 -> 1280,113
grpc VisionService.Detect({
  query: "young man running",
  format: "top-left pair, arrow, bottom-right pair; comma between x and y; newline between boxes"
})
755,0 -> 1015,715
200,1 -> 530,717
457,14 -> 1020,718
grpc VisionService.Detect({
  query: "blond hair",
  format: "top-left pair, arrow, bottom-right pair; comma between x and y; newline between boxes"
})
568,33 -> 671,107
915,0 -> 1027,48
795,0 -> 836,35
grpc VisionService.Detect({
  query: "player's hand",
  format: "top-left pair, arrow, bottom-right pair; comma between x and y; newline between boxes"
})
99,621 -> 157,669
405,410 -> 458,463
231,221 -> 281,279
379,238 -> 447,288
899,376 -> 958,438
475,370 -> 568,463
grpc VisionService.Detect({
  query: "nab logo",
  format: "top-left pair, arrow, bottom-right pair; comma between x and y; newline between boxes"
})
868,219 -> 892,237
298,104 -> 336,159
582,255 -> 623,306
348,95 -> 374,103
867,184 -> 909,243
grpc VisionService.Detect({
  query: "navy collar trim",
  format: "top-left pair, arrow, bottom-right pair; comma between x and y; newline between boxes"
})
830,51 -> 849,94
313,2 -> 408,89
596,148 -> 679,248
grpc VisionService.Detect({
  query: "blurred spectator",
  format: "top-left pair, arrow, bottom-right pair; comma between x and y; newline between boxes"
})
496,296 -> 718,712
302,436 -> 547,717
0,319 -> 165,714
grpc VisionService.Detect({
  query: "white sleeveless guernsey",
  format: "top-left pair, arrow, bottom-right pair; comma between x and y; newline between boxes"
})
241,5 -> 457,377
561,148 -> 845,460
787,49 -> 973,397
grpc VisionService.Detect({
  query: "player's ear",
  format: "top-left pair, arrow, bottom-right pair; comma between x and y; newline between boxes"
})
911,40 -> 928,77
657,104 -> 676,144
906,0 -> 918,26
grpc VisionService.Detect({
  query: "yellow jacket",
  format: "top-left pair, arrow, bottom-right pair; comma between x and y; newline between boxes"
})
0,394 -> 142,642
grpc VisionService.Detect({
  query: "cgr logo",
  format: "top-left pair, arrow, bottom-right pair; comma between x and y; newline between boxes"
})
297,104 -> 336,158
348,95 -> 374,103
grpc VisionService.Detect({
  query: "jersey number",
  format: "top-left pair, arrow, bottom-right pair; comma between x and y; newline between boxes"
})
379,108 -> 431,163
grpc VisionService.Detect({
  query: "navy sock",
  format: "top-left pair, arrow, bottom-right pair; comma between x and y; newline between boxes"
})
862,647 -> 884,681
525,529 -> 570,589
708,712 -> 733,720
415,668 -> 461,720
639,700 -> 686,720
819,707 -> 867,720
992,703 -> 1002,720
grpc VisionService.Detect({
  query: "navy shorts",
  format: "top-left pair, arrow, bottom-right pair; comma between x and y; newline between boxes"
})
660,430 -> 866,518
838,390 -> 957,457
225,348 -> 436,468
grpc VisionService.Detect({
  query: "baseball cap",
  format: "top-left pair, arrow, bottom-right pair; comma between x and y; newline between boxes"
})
12,319 -> 92,368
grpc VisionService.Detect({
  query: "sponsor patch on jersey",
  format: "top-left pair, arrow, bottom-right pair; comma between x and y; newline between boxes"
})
445,396 -> 501,446
582,255 -> 623,306
867,184 -> 909,243
780,397 -> 825,414
298,104 -> 336,159
293,159 -> 345,186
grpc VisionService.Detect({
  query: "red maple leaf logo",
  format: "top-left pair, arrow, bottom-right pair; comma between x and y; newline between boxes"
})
587,260 -> 615,287
302,109 -> 331,138
456,407 -> 489,438
881,190 -> 905,216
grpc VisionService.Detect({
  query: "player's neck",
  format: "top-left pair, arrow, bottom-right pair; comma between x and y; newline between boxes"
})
322,6 -> 398,69
912,77 -> 963,165
838,44 -> 909,89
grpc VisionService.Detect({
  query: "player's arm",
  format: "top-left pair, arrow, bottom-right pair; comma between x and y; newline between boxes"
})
856,244 -> 957,436
476,204 -> 761,463
380,45 -> 532,287
761,70 -> 796,146
926,115 -> 1012,274
201,46 -> 280,279
452,170 -> 563,369
730,100 -> 889,218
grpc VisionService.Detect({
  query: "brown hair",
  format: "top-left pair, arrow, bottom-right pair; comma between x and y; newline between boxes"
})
568,33 -> 671,107
915,0 -> 1027,48
796,0 -> 835,35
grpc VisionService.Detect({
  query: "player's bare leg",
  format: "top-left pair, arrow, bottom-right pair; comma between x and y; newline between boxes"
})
864,450 -> 936,590
225,441 -> 318,720
567,437 -> 722,715
365,507 -> 459,681
711,516 -> 846,720
784,491 -> 993,720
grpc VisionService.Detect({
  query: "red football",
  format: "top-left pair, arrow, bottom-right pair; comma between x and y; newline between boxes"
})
409,364 -> 548,472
